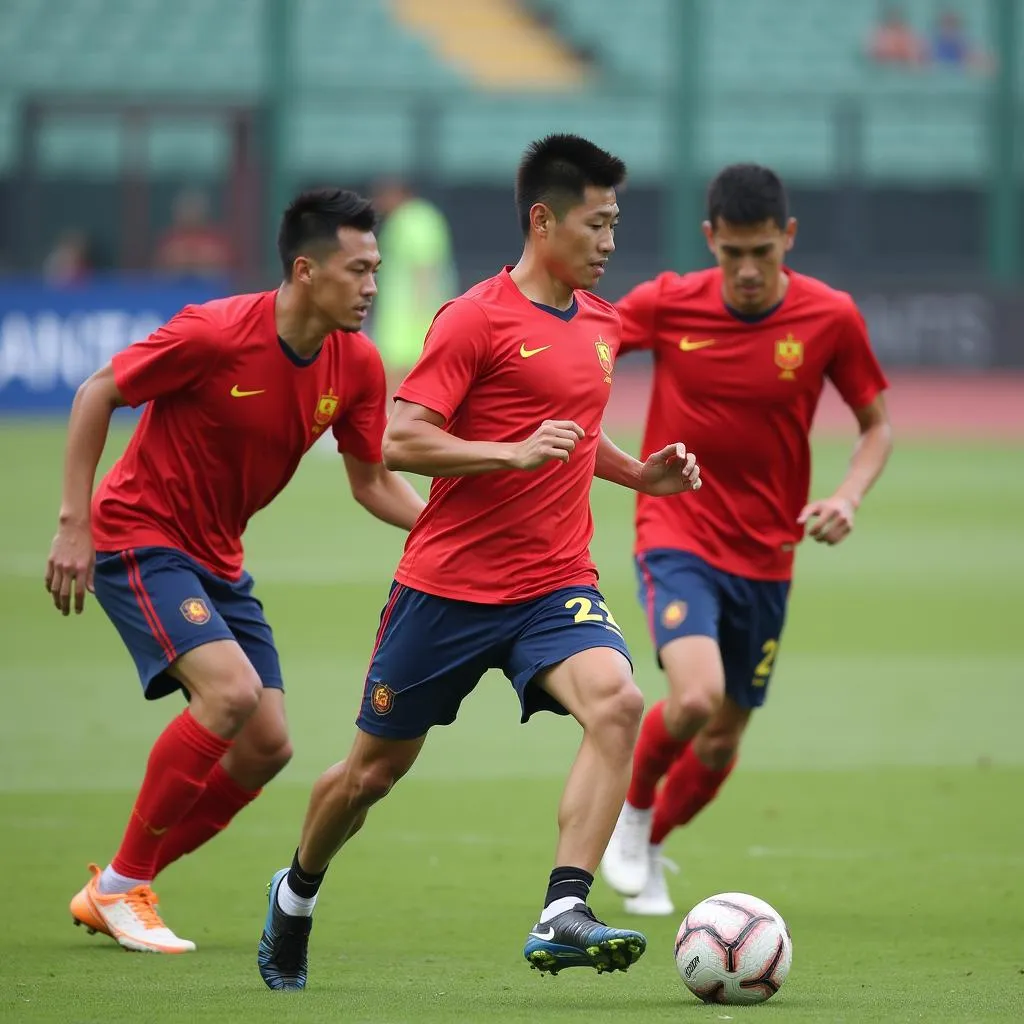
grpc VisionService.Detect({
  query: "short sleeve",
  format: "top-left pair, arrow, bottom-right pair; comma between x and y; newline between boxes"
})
827,301 -> 889,410
111,305 -> 222,408
333,342 -> 387,462
615,277 -> 663,354
393,299 -> 490,422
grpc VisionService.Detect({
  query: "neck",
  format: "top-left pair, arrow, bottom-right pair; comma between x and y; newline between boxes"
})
724,269 -> 789,315
275,283 -> 330,359
509,249 -> 575,310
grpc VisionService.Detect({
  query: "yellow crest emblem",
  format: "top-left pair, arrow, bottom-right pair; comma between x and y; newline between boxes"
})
661,600 -> 687,629
595,337 -> 613,382
774,334 -> 804,380
371,683 -> 394,716
180,598 -> 211,625
312,388 -> 340,434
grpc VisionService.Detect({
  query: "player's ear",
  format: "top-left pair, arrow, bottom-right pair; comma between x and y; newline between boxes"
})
783,217 -> 798,252
292,255 -> 314,286
530,202 -> 554,238
701,220 -> 715,254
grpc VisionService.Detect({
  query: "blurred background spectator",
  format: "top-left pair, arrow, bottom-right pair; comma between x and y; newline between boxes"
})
370,178 -> 456,373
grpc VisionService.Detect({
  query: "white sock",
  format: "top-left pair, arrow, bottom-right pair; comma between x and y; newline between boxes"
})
275,875 -> 318,918
99,864 -> 151,895
539,895 -> 584,923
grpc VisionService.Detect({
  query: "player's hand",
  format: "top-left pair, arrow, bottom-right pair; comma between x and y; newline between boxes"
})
511,420 -> 586,470
640,443 -> 702,496
45,520 -> 95,616
798,496 -> 855,545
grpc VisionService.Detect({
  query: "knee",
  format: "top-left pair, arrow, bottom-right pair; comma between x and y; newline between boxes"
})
587,676 -> 646,747
206,666 -> 262,733
693,728 -> 741,771
665,683 -> 723,731
220,671 -> 263,727
246,735 -> 294,780
350,757 -> 402,808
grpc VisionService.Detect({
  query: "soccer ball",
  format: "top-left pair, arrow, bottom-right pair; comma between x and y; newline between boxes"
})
674,892 -> 792,1005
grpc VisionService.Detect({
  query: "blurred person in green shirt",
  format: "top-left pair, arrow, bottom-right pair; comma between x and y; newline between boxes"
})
371,179 -> 456,373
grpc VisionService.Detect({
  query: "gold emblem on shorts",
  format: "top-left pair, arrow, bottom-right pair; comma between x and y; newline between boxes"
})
180,597 -> 211,625
661,600 -> 687,629
371,683 -> 394,716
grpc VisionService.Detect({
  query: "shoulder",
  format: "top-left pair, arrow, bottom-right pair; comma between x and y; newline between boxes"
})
623,268 -> 719,309
329,329 -> 385,371
662,267 -> 720,303
432,290 -> 494,334
180,291 -> 270,347
790,272 -> 861,324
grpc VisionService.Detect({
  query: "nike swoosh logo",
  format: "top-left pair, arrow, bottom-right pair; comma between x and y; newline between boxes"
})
529,927 -> 555,941
520,343 -> 551,359
678,337 -> 716,352
230,385 -> 266,398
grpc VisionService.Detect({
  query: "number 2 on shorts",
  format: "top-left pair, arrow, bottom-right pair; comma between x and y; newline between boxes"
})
752,638 -> 779,686
564,596 -> 622,634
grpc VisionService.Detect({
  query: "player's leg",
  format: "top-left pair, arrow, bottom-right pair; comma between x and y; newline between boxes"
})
71,547 -> 262,953
152,689 -> 290,874
506,587 -> 647,975
602,550 -> 724,897
631,574 -> 790,916
152,572 -> 292,874
258,728 -> 426,990
258,583 -> 491,990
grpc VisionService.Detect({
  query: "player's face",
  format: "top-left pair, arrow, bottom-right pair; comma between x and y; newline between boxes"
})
704,217 -> 797,314
306,228 -> 381,332
546,186 -> 619,290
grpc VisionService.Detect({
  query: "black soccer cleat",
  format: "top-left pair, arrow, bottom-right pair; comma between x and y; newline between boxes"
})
258,868 -> 312,991
523,903 -> 647,976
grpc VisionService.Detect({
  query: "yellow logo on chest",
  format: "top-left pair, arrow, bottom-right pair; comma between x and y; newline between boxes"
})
595,337 -> 613,383
312,388 -> 339,435
774,334 -> 804,380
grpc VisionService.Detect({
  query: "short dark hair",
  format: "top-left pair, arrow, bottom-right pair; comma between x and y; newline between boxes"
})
277,188 -> 378,277
515,134 -> 627,235
707,164 -> 788,230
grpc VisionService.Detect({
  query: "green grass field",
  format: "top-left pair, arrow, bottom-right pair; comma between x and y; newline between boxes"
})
2,419 -> 1022,1023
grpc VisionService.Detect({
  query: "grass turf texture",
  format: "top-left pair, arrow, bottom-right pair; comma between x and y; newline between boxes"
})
1,420 -> 1022,1023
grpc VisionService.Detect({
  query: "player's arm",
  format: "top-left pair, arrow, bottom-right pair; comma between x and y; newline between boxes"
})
382,297 -> 585,477
45,362 -> 127,615
595,431 -> 702,496
382,401 -> 585,477
342,454 -> 424,531
799,304 -> 894,545
799,395 -> 893,545
46,306 -> 220,614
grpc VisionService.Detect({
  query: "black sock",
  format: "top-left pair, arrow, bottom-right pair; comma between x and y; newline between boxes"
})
544,865 -> 593,909
286,848 -> 326,899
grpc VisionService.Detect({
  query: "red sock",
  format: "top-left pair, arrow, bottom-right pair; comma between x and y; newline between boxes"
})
111,710 -> 232,880
626,701 -> 689,810
152,763 -> 261,875
650,744 -> 735,845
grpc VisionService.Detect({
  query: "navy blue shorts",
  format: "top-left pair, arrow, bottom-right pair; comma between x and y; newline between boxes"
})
357,583 -> 633,740
635,549 -> 790,708
93,545 -> 283,700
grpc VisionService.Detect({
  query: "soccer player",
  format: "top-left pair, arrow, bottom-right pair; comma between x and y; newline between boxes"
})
46,188 -> 425,953
255,135 -> 702,991
600,164 -> 893,915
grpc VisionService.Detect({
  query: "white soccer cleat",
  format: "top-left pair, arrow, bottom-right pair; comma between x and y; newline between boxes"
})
600,803 -> 654,897
81,868 -> 195,953
624,844 -> 678,917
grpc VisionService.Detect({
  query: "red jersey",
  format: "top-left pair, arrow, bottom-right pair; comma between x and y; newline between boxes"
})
394,268 -> 620,603
92,291 -> 386,580
617,268 -> 888,581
